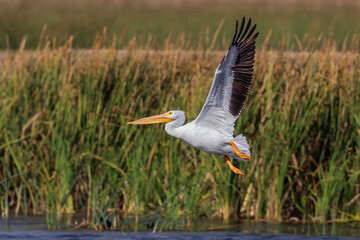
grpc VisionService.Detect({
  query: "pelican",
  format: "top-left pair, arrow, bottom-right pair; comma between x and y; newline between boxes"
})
128,18 -> 258,175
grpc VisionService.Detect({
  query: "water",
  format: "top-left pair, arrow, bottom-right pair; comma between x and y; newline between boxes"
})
1,231 -> 359,240
1,217 -> 359,240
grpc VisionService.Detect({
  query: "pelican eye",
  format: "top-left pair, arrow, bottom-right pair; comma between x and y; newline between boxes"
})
167,112 -> 173,116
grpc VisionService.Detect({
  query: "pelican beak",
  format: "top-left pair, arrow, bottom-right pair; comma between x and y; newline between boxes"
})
127,112 -> 174,125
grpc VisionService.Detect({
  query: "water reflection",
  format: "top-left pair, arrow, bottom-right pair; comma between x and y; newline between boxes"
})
0,216 -> 359,239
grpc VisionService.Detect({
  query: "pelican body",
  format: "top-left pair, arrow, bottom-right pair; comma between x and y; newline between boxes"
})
128,18 -> 258,174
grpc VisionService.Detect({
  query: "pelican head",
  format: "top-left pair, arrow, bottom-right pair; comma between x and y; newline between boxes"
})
127,110 -> 185,126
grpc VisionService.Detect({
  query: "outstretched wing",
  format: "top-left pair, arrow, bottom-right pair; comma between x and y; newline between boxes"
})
194,17 -> 258,136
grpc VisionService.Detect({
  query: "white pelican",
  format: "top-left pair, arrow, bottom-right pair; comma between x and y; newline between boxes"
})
128,18 -> 258,175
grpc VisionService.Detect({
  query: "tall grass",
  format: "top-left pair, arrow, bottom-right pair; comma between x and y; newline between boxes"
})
0,31 -> 359,230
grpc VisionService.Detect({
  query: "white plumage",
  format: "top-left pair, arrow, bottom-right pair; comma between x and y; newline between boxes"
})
164,111 -> 249,160
128,18 -> 258,175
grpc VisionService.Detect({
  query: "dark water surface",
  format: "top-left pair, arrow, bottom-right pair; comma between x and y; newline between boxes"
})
1,216 -> 359,240
1,231 -> 360,240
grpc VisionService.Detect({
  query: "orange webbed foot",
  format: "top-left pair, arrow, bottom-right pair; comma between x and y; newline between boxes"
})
224,155 -> 244,175
229,141 -> 250,161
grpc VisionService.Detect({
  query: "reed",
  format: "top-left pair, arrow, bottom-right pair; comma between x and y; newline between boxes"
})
0,30 -> 359,230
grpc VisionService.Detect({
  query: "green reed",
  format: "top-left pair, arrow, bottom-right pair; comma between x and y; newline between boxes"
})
0,30 -> 359,230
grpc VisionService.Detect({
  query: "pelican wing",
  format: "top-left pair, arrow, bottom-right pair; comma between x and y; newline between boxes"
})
194,18 -> 258,135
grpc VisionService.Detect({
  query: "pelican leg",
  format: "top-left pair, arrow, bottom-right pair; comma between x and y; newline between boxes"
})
229,141 -> 250,161
224,155 -> 244,175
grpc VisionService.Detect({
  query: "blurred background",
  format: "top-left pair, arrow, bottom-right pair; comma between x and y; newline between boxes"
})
0,0 -> 359,234
0,0 -> 359,50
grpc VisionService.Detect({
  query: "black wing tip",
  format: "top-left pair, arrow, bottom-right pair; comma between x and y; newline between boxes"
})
231,17 -> 258,46
227,17 -> 258,118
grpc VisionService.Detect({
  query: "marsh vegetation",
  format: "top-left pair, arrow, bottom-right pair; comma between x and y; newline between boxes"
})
0,0 -> 359,231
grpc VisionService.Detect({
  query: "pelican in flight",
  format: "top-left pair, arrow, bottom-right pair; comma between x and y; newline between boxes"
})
128,18 -> 258,175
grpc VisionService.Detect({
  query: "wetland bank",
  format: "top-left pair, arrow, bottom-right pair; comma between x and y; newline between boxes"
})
0,0 -> 359,236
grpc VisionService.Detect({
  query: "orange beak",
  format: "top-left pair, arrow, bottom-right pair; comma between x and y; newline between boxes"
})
127,112 -> 174,125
